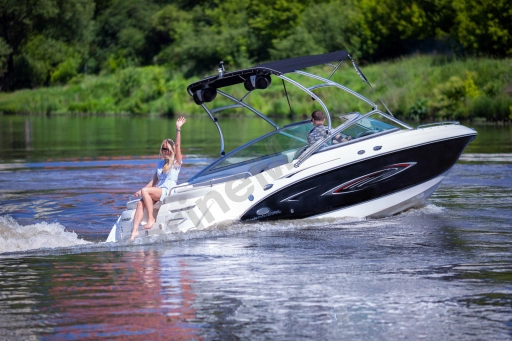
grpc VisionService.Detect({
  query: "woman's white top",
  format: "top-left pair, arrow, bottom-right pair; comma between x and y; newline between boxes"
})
156,159 -> 181,199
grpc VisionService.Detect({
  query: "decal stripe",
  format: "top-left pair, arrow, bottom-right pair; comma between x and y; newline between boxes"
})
323,162 -> 416,195
280,186 -> 319,202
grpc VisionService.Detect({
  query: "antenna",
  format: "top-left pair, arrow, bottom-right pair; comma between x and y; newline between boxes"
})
349,54 -> 394,116
282,79 -> 295,121
218,61 -> 225,77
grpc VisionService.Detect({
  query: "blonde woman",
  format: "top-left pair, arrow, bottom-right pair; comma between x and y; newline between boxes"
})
130,117 -> 186,241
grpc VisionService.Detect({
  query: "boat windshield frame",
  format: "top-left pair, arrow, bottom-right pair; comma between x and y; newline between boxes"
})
188,119 -> 312,183
293,109 -> 411,167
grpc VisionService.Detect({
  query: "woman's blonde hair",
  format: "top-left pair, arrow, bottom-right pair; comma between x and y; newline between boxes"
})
159,138 -> 176,173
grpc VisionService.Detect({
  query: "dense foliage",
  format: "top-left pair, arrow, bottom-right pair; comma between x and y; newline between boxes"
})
1,55 -> 511,121
1,0 -> 511,91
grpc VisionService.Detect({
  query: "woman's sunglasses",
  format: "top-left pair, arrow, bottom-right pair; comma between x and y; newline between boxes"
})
161,147 -> 170,152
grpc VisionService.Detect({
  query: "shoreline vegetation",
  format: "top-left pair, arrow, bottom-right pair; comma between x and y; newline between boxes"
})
2,1 -> 511,122
0,54 -> 511,122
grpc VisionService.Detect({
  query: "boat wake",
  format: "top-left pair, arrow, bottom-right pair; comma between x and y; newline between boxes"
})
459,153 -> 512,163
114,205 -> 444,246
0,215 -> 90,254
0,203 -> 445,255
397,203 -> 445,216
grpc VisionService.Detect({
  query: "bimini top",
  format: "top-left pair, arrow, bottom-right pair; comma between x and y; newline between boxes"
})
187,50 -> 348,96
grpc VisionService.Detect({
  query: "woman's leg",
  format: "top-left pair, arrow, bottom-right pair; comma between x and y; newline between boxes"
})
140,187 -> 162,229
130,200 -> 145,240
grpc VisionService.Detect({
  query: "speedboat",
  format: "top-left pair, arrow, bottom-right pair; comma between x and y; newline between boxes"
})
107,50 -> 477,242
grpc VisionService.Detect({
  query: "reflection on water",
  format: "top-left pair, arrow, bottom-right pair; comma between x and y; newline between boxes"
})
0,115 -> 292,162
0,250 -> 202,340
2,210 -> 511,340
1,115 -> 511,162
45,251 -> 201,340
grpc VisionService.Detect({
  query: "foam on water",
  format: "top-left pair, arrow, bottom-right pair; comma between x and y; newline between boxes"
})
111,215 -> 372,247
0,215 -> 90,254
107,205 -> 447,247
397,203 -> 445,216
459,153 -> 512,162
1,204 -> 446,254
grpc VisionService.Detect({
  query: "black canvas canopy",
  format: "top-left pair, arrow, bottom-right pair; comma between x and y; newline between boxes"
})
187,50 -> 348,96
254,50 -> 348,74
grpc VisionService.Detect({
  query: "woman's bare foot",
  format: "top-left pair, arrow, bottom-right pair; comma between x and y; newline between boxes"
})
129,230 -> 139,241
143,218 -> 156,230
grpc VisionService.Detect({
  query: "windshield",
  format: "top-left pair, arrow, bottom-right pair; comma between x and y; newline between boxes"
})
321,113 -> 400,146
190,112 -> 405,182
205,113 -> 400,172
210,121 -> 313,171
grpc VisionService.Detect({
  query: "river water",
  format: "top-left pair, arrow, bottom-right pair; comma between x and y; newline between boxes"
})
0,115 -> 511,340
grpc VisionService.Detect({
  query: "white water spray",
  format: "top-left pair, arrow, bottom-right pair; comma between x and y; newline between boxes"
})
0,215 -> 89,254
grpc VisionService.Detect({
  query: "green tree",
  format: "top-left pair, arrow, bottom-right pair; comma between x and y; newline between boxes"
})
17,35 -> 81,87
247,0 -> 313,61
272,0 -> 458,61
0,37 -> 13,89
0,0 -> 95,90
153,0 -> 254,74
0,0 -> 58,89
452,0 -> 512,56
271,1 -> 370,60
354,0 -> 453,60
92,0 -> 159,72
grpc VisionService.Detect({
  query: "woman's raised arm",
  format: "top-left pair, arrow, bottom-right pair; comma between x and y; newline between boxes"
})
175,116 -> 186,164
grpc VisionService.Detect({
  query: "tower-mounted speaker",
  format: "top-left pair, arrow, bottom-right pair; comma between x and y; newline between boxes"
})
244,75 -> 271,91
193,87 -> 217,105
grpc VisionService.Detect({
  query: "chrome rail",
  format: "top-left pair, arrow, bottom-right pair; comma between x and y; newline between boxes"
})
327,59 -> 344,80
294,112 -> 362,168
297,70 -> 377,109
217,90 -> 279,129
416,121 -> 460,129
201,103 -> 225,155
294,109 -> 412,168
211,104 -> 243,114
277,74 -> 333,130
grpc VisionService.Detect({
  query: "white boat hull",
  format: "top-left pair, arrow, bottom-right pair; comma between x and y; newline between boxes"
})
107,124 -> 475,243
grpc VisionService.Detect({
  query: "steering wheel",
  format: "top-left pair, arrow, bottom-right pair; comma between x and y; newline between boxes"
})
356,130 -> 375,138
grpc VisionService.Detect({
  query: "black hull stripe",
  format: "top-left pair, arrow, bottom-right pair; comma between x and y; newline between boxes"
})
241,134 -> 475,221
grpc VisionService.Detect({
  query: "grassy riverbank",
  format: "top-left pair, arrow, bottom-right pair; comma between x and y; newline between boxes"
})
1,54 -> 511,121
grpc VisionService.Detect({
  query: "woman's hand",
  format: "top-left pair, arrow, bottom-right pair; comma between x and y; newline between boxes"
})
134,190 -> 142,197
176,116 -> 186,129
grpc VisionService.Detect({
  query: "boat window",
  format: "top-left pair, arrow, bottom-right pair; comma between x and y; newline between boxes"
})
337,113 -> 399,140
210,122 -> 313,171
317,113 -> 399,148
